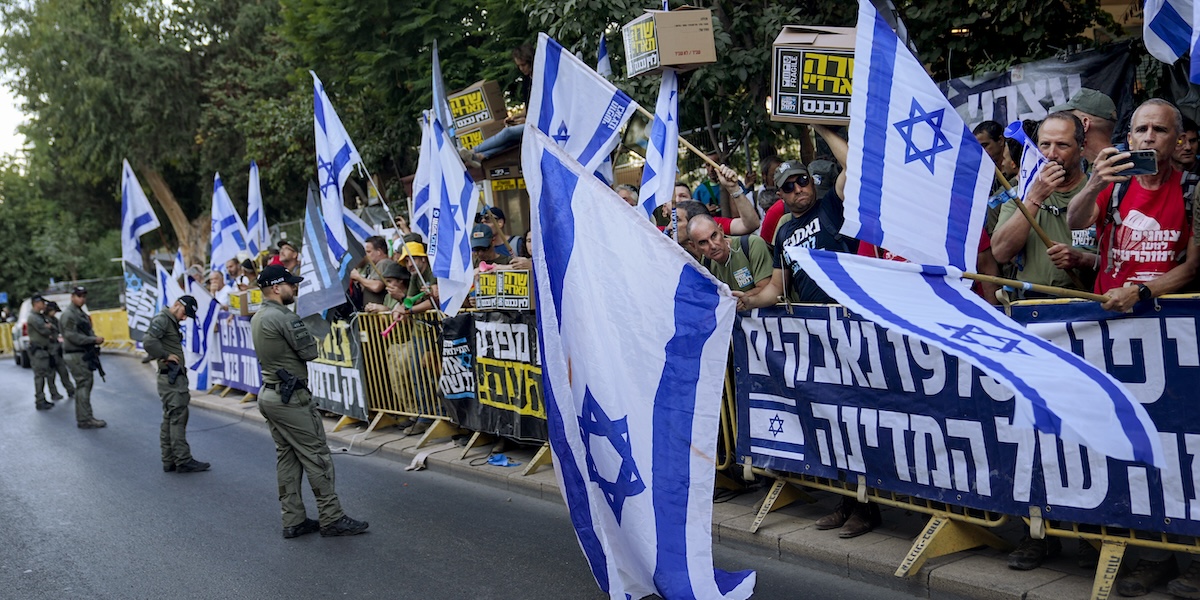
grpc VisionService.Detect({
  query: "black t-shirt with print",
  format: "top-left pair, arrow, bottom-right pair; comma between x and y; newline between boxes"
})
771,188 -> 857,303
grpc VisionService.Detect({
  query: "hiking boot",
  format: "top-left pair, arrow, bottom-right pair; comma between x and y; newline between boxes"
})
77,418 -> 106,428
1077,539 -> 1100,569
163,463 -> 177,473
815,497 -> 854,531
320,515 -> 369,537
50,395 -> 64,401
1116,558 -> 1178,597
176,459 -> 211,473
1007,536 -> 1062,570
1168,560 -> 1200,599
283,519 -> 320,539
839,502 -> 882,539
35,401 -> 54,411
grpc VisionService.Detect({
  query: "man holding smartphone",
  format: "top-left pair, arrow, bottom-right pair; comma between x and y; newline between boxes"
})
1065,98 -> 1199,313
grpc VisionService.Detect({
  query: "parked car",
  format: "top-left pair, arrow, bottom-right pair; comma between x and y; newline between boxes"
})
12,293 -> 72,369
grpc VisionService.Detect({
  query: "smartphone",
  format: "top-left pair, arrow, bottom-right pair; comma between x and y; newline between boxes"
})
1113,145 -> 1158,176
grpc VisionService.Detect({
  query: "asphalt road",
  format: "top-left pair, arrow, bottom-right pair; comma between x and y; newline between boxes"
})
0,354 -> 920,599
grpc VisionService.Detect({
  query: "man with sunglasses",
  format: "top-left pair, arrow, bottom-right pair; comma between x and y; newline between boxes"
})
250,265 -> 369,538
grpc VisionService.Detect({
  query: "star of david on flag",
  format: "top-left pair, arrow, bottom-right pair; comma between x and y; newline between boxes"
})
841,0 -> 991,272
120,159 -> 161,271
210,172 -> 251,276
525,126 -> 754,600
312,71 -> 365,260
639,69 -> 680,220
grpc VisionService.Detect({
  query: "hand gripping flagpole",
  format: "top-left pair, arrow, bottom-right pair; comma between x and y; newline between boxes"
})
992,166 -> 1086,290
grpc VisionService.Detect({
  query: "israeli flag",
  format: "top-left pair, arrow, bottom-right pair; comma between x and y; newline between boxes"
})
297,183 -> 352,318
1004,121 -> 1046,203
843,0 -> 991,272
156,261 -> 183,312
427,114 -> 480,317
524,126 -> 756,600
1144,0 -> 1193,64
638,69 -> 680,220
1191,2 -> 1200,83
171,249 -> 186,282
181,275 -> 220,392
246,161 -> 268,256
528,33 -> 638,176
312,70 -> 365,259
411,112 -> 435,242
342,206 -> 375,247
431,41 -> 455,137
121,159 -> 161,270
788,248 -> 1166,468
596,35 -> 612,78
210,173 -> 251,276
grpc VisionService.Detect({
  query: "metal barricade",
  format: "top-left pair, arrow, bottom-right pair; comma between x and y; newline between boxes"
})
357,311 -> 447,419
0,322 -> 12,355
89,308 -> 135,351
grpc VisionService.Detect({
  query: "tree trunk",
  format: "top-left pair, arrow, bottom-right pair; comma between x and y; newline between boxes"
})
138,165 -> 209,269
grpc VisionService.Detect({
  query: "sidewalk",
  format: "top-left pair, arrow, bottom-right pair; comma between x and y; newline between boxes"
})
190,388 -> 1170,600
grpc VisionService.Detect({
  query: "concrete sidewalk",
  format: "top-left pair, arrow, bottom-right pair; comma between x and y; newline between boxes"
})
189,388 -> 1169,600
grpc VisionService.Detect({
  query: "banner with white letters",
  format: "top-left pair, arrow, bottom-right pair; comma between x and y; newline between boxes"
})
210,312 -> 261,395
733,299 -> 1200,536
307,316 -> 369,421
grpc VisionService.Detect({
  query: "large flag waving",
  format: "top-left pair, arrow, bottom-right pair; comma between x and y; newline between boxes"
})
410,112 -> 435,242
596,35 -> 612,78
427,114 -> 480,317
638,69 -> 680,220
210,173 -> 251,275
527,33 -> 638,176
524,126 -> 756,600
431,41 -> 455,137
1144,0 -> 1193,64
787,248 -> 1165,468
312,71 -> 365,259
181,274 -> 220,392
297,183 -> 351,318
121,159 -> 161,270
842,0 -> 991,272
247,161 -> 268,256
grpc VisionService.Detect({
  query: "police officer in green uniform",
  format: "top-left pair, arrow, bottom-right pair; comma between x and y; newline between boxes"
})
27,294 -> 56,411
60,286 -> 106,429
250,265 -> 368,538
144,295 -> 211,474
44,301 -> 76,403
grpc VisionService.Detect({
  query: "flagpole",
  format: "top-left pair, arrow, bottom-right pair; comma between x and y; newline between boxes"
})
962,271 -> 1108,303
634,105 -> 722,172
992,166 -> 1086,290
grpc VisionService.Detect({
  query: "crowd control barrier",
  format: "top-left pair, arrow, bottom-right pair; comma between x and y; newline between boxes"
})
91,308 -> 135,351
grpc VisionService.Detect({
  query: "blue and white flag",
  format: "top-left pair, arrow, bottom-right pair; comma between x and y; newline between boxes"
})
1003,120 -> 1046,203
1191,2 -> 1200,83
181,275 -> 220,392
842,0 -> 991,272
342,206 -> 375,247
121,159 -> 161,270
312,71 -> 365,259
787,247 -> 1166,468
297,183 -> 350,318
411,112 -> 435,242
596,35 -> 612,78
210,173 -> 250,276
524,126 -> 756,600
528,33 -> 639,177
638,69 -> 680,220
246,161 -> 268,256
171,249 -> 186,282
431,41 -> 455,138
427,114 -> 480,317
157,257 -> 185,313
1144,0 -> 1193,65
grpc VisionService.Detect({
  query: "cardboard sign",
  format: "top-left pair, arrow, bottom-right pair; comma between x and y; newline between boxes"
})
771,26 -> 855,125
475,270 -> 532,310
227,289 -> 263,316
622,7 -> 716,78
448,80 -> 506,131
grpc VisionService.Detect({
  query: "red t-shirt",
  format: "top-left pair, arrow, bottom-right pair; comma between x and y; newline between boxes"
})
760,200 -> 786,243
1093,172 -> 1190,294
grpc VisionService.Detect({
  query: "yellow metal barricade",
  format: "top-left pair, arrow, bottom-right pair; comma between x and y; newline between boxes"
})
89,308 -> 134,350
357,312 -> 448,419
0,322 -> 12,355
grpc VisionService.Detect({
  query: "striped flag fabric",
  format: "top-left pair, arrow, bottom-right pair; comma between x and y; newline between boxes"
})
524,125 -> 756,600
1004,120 -> 1046,203
786,247 -> 1166,468
638,69 -> 680,220
410,112 -> 435,242
427,113 -> 480,317
181,274 -> 220,392
1191,1 -> 1200,83
246,161 -> 268,256
296,183 -> 351,318
431,41 -> 455,139
120,159 -> 161,270
312,70 -> 365,259
210,172 -> 251,276
527,33 -> 638,176
596,34 -> 612,78
1144,0 -> 1193,64
842,0 -> 991,272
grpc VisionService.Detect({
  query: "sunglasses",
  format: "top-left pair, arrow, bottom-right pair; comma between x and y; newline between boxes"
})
780,175 -> 811,193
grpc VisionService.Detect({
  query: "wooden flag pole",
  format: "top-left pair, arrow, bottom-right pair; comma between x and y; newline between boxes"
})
993,167 -> 1086,290
634,105 -> 722,171
962,271 -> 1108,303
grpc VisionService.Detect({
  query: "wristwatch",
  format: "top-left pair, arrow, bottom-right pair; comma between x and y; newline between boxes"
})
1137,283 -> 1152,302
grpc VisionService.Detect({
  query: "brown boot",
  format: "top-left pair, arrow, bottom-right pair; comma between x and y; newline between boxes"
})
839,502 -> 881,538
815,497 -> 854,530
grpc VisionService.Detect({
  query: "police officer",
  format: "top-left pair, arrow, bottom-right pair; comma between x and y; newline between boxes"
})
250,265 -> 368,538
27,294 -> 56,411
44,301 -> 76,403
60,286 -> 106,429
144,296 -> 210,474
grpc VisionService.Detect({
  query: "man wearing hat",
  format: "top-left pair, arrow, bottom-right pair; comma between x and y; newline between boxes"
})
363,260 -> 410,313
270,239 -> 301,275
470,223 -> 512,267
1050,87 -> 1117,165
250,265 -> 369,538
144,296 -> 210,473
44,301 -> 76,404
26,294 -> 56,411
393,241 -> 436,318
350,236 -> 399,308
60,286 -> 107,428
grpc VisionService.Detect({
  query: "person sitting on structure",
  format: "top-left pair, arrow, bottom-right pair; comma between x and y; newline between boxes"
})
459,44 -> 535,166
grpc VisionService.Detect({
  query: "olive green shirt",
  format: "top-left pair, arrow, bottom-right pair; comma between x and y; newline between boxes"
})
407,265 -> 435,299
143,310 -> 184,369
703,235 -> 773,293
250,299 -> 319,386
996,178 -> 1087,289
26,312 -> 53,349
60,303 -> 98,352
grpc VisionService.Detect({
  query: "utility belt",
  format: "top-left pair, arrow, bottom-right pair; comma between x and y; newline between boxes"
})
63,348 -> 85,354
263,380 -> 308,391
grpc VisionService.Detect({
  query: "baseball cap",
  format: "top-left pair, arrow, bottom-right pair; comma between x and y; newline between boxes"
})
45,301 -> 60,312
773,161 -> 810,189
379,260 -> 407,280
241,259 -> 257,271
397,241 -> 427,259
1050,88 -> 1117,121
178,295 -> 199,319
402,232 -> 424,244
277,239 -> 300,253
30,294 -> 45,303
72,286 -> 88,296
487,206 -> 506,221
257,265 -> 304,287
470,223 -> 495,249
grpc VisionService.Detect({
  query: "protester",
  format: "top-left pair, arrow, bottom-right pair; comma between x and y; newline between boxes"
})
364,260 -> 409,313
271,240 -> 301,274
350,235 -> 400,307
208,271 -> 231,310
756,155 -> 785,214
392,241 -> 436,320
692,154 -> 726,216
1050,87 -> 1117,165
974,120 -> 1014,177
480,206 -> 526,257
239,259 -> 259,290
1174,117 -> 1200,206
460,44 -> 535,165
26,294 -> 56,411
224,258 -> 243,289
44,301 -> 75,403
668,165 -> 760,241
61,286 -> 106,429
471,223 -> 531,270
687,214 -> 772,296
144,295 -> 210,474
615,183 -> 639,208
